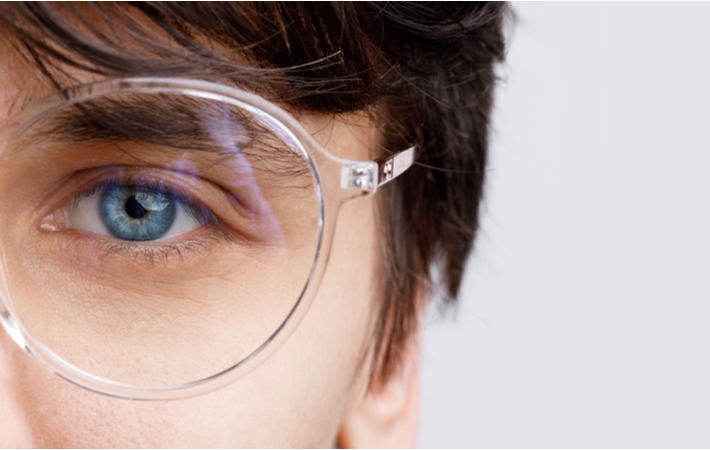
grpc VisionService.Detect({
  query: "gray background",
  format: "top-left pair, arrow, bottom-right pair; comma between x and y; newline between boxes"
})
418,3 -> 710,447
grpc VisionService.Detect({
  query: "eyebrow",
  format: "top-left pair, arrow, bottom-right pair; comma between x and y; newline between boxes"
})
20,93 -> 312,178
8,93 -> 312,185
41,95 -> 269,149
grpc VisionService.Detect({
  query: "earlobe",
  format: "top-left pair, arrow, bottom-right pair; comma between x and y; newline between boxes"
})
336,338 -> 421,449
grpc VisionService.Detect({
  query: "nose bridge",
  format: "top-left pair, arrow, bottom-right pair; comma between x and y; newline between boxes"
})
0,319 -> 35,447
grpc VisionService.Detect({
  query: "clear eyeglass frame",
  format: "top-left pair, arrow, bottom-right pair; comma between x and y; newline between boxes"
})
0,78 -> 414,400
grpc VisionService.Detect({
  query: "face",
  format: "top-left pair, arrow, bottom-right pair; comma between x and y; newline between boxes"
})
0,27 -> 420,448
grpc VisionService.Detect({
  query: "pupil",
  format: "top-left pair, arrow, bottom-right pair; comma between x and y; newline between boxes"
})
125,196 -> 148,219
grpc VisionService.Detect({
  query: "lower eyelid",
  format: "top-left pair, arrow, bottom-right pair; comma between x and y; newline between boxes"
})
41,227 -> 231,269
40,211 -> 231,268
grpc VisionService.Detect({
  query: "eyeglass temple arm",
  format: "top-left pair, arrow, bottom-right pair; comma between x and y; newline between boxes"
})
340,146 -> 415,193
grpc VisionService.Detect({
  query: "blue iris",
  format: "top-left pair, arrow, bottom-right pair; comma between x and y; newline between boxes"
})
100,186 -> 177,241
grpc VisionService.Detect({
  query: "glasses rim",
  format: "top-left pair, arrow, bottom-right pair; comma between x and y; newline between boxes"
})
0,77 -> 414,400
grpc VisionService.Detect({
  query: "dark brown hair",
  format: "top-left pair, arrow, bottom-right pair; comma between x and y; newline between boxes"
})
0,2 -> 509,385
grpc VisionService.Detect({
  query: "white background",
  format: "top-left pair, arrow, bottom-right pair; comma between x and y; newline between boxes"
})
418,3 -> 710,447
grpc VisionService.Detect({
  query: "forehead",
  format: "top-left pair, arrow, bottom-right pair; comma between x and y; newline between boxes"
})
0,35 -> 113,127
0,5 -> 212,121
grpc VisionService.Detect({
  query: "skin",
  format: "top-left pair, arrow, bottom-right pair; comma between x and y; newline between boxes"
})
0,33 -> 422,448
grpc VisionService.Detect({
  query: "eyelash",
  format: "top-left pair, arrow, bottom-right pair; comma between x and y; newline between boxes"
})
73,176 -> 209,219
67,176 -> 234,264
95,230 -> 227,266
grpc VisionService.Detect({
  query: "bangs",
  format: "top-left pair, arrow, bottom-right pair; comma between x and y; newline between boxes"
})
0,2 -> 382,112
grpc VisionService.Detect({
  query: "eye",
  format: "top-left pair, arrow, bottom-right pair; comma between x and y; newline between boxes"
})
66,182 -> 210,243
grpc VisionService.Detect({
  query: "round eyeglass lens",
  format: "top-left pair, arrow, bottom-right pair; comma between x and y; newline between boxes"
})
0,87 -> 321,388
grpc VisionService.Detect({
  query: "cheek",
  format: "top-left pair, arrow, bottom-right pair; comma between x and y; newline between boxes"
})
16,194 -> 380,447
256,194 -> 381,445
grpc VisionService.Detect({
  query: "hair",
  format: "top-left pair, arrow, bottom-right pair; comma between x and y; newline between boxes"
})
0,2 -> 509,385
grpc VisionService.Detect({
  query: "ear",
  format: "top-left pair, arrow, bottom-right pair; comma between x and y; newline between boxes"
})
336,335 -> 422,448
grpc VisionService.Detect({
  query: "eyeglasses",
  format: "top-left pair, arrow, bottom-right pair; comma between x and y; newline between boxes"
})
0,78 -> 413,400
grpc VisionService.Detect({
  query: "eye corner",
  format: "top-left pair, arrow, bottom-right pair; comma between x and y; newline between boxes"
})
39,212 -> 66,233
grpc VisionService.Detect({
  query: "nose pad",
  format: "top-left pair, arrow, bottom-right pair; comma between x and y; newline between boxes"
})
0,309 -> 28,351
0,268 -> 24,349
0,310 -> 36,448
